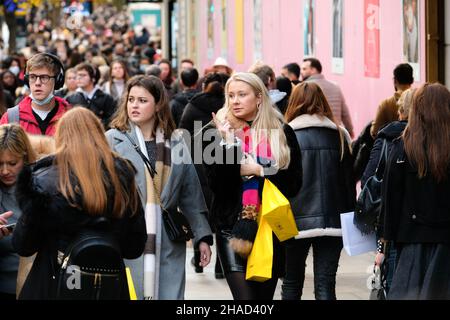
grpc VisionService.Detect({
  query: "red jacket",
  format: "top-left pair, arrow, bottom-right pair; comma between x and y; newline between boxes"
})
0,96 -> 71,136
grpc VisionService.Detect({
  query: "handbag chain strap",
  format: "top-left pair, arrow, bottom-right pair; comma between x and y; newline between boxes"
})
122,131 -> 169,215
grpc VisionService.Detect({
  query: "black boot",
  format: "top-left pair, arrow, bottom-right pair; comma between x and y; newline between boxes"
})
215,253 -> 224,279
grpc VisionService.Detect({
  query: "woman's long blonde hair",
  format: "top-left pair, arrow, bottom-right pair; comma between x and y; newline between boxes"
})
55,107 -> 139,217
0,124 -> 36,164
220,72 -> 291,170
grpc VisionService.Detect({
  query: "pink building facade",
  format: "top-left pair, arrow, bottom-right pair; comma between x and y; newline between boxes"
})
180,0 -> 426,136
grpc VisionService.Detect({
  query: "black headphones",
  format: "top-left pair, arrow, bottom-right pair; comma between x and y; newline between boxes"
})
24,53 -> 65,90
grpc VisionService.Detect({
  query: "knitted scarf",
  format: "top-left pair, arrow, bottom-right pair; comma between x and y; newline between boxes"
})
135,125 -> 171,300
238,124 -> 273,214
229,118 -> 274,258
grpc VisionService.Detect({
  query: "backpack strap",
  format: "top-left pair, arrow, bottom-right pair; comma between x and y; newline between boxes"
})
7,105 -> 20,123
374,139 -> 388,179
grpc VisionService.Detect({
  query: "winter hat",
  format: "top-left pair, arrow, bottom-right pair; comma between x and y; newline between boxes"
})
213,57 -> 229,68
213,57 -> 233,75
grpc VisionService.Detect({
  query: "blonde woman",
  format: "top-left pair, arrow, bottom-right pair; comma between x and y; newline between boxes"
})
206,72 -> 302,300
12,108 -> 146,299
106,75 -> 213,300
362,88 -> 416,295
0,124 -> 36,300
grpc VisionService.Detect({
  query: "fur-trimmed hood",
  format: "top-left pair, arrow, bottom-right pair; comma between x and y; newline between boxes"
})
289,114 -> 352,145
28,135 -> 55,160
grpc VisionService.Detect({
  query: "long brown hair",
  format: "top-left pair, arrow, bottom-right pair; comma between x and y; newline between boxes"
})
109,59 -> 129,82
109,75 -> 175,139
55,107 -> 139,217
403,83 -> 450,182
285,82 -> 346,159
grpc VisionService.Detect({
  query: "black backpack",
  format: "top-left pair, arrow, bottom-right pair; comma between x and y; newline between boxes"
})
55,218 -> 127,300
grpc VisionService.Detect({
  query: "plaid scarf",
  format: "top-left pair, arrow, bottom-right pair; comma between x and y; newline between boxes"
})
135,126 -> 171,300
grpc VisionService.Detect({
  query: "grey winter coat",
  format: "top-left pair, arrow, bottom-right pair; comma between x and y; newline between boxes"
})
106,126 -> 212,300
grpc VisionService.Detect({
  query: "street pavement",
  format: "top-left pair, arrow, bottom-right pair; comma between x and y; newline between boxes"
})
185,242 -> 375,300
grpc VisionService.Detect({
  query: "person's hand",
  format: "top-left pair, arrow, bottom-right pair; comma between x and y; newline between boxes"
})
198,241 -> 212,268
0,211 -> 14,239
375,253 -> 385,267
241,153 -> 264,177
212,112 -> 234,144
240,163 -> 263,177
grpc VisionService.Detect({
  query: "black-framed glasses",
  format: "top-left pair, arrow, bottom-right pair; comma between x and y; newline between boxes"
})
28,74 -> 56,84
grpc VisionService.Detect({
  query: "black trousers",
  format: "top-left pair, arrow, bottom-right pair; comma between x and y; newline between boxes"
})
281,236 -> 342,300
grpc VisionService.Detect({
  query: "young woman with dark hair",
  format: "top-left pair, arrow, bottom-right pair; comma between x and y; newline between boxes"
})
382,83 -> 450,300
107,75 -> 213,300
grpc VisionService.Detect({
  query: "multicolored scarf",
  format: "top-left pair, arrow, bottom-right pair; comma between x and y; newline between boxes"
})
229,123 -> 274,258
134,125 -> 171,300
239,124 -> 273,214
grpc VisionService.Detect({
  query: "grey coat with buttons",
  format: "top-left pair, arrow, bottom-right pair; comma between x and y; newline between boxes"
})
106,126 -> 212,300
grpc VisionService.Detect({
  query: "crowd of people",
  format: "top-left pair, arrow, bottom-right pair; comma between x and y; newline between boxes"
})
0,4 -> 449,301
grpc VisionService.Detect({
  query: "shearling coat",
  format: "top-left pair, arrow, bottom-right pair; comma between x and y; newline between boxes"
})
106,126 -> 213,300
289,114 -> 355,239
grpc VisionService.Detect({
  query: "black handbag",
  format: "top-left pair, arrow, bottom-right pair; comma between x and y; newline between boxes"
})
123,132 -> 194,242
354,139 -> 388,235
161,206 -> 194,242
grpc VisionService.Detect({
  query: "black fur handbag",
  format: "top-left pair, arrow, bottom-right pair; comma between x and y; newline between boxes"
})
354,139 -> 387,234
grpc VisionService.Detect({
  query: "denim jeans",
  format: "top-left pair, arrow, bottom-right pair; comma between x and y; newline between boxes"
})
384,243 -> 397,293
281,236 -> 343,300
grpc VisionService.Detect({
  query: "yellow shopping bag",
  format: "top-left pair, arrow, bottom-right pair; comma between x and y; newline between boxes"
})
245,216 -> 273,282
261,179 -> 299,242
126,267 -> 137,300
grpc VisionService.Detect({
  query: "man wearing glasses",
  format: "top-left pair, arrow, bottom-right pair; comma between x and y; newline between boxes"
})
0,53 -> 71,136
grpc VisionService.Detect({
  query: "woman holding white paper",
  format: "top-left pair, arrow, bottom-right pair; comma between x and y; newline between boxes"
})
283,82 -> 355,300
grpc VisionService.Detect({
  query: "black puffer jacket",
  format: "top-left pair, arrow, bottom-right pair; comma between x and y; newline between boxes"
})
12,156 -> 147,299
178,92 -> 225,217
289,115 -> 355,238
66,90 -> 117,129
170,89 -> 200,127
361,121 -> 407,187
179,92 -> 225,135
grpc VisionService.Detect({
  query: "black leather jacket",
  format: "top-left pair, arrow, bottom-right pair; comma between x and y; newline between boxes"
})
290,116 -> 355,235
